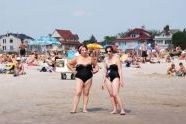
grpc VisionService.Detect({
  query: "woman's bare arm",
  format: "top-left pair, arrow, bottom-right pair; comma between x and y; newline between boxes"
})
67,57 -> 77,72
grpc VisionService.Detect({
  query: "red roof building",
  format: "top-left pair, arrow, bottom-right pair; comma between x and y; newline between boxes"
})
114,28 -> 154,51
51,29 -> 80,50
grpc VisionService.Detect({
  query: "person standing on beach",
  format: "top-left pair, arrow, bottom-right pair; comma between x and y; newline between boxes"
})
67,44 -> 99,113
19,39 -> 27,57
140,41 -> 148,63
101,46 -> 126,115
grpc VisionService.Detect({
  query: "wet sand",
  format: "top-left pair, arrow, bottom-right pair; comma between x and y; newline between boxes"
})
0,60 -> 186,124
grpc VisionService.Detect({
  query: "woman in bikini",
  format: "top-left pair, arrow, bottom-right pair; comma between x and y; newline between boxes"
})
102,46 -> 126,115
67,44 -> 99,113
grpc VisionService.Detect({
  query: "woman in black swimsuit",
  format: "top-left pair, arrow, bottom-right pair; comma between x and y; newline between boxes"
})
102,46 -> 126,115
67,44 -> 99,113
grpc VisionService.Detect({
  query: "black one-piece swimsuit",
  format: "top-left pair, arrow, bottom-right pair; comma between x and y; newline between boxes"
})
106,64 -> 120,82
75,64 -> 93,83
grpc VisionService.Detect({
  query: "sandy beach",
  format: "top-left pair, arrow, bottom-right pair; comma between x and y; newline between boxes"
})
0,60 -> 186,124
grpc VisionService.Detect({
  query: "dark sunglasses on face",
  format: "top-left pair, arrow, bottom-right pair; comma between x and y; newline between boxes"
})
106,50 -> 112,53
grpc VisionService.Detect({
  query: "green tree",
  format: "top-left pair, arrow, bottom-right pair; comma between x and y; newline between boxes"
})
83,35 -> 97,45
148,29 -> 161,38
172,31 -> 186,49
89,35 -> 97,43
117,32 -> 126,38
102,36 -> 116,46
183,28 -> 186,36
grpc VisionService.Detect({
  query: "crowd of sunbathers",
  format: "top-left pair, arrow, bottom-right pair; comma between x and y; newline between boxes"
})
0,50 -> 64,76
0,45 -> 186,77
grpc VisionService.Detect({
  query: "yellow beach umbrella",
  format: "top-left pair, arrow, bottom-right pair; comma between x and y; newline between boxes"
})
87,43 -> 94,49
87,43 -> 103,49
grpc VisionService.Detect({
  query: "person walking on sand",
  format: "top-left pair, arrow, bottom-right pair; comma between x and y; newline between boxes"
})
19,39 -> 27,57
67,44 -> 99,113
101,46 -> 126,115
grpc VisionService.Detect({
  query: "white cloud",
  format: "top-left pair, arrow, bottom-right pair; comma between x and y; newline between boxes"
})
73,10 -> 88,17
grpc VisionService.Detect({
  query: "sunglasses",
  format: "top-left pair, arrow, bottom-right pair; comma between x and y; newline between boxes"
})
106,50 -> 112,53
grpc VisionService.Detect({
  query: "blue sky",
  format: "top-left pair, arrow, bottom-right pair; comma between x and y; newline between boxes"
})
0,0 -> 185,41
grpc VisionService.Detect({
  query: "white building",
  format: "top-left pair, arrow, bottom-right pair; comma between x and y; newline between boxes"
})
0,33 -> 33,52
154,29 -> 179,49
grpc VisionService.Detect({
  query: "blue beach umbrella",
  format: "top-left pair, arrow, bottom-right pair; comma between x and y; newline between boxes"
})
28,36 -> 60,45
147,43 -> 153,50
67,50 -> 76,59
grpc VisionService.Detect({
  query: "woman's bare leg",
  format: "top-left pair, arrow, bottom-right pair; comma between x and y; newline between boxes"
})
71,78 -> 83,113
82,79 -> 92,112
112,78 -> 125,115
105,78 -> 117,114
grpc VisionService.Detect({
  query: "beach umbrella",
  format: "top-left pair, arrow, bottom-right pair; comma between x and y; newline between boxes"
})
67,50 -> 76,59
147,43 -> 153,50
28,40 -> 36,45
28,36 -> 60,45
43,36 -> 60,45
87,43 -> 94,49
87,43 -> 103,49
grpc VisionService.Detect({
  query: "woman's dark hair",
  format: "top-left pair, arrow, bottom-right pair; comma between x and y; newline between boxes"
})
105,46 -> 113,53
77,44 -> 88,53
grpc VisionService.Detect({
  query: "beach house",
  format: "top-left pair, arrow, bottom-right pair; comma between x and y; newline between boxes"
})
0,33 -> 34,52
114,28 -> 153,51
154,26 -> 179,49
51,29 -> 80,50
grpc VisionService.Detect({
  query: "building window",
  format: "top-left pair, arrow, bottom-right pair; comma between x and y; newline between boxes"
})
156,40 -> 163,44
3,39 -> 6,44
131,34 -> 136,38
10,46 -> 14,51
10,39 -> 13,43
165,40 -> 171,44
3,46 -> 6,50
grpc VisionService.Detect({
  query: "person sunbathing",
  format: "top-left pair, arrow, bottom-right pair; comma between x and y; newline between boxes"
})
165,55 -> 171,63
13,58 -> 25,77
167,63 -> 176,76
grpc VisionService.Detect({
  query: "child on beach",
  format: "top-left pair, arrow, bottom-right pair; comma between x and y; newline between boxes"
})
167,63 -> 176,76
176,62 -> 186,77
13,57 -> 25,77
